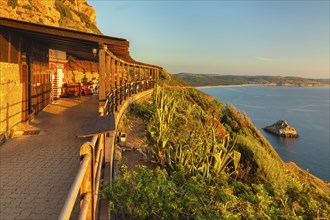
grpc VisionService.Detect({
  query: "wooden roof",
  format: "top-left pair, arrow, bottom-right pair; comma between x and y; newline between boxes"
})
0,17 -> 161,69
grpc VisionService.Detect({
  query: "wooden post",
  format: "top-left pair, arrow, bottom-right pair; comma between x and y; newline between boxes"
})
127,65 -> 131,96
138,67 -> 142,91
116,60 -> 121,87
98,47 -> 106,101
122,63 -> 125,100
132,65 -> 136,82
127,65 -> 130,83
80,144 -> 94,220
121,63 -> 125,84
145,68 -> 148,89
132,66 -> 135,94
152,69 -> 156,87
105,55 -> 111,95
111,56 -> 115,89
138,67 -> 141,81
114,89 -> 118,112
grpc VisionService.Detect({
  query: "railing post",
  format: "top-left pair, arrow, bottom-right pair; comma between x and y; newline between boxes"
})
115,88 -> 118,112
130,83 -> 132,95
80,144 -> 94,220
107,94 -> 111,114
111,92 -> 115,113
124,84 -> 127,100
119,83 -> 122,105
109,93 -> 113,113
98,45 -> 106,101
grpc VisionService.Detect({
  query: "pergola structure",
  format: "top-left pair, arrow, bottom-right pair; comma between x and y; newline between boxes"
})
0,17 -> 161,134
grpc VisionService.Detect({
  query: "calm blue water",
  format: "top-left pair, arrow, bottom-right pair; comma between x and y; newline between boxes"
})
200,86 -> 330,181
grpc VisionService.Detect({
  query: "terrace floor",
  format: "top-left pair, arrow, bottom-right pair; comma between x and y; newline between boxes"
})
0,95 -> 98,219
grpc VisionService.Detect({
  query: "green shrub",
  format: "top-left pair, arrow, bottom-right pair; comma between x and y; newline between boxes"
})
102,166 -> 240,219
7,0 -> 18,9
37,18 -> 43,25
55,0 -> 72,20
103,165 -> 330,219
133,101 -> 155,120
72,9 -> 102,34
22,4 -> 32,10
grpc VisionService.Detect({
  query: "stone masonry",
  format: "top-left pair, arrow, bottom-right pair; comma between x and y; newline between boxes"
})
0,63 -> 22,136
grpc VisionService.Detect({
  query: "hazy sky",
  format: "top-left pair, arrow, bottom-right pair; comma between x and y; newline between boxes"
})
88,1 -> 329,78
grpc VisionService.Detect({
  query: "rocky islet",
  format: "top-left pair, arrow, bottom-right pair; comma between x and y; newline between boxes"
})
263,120 -> 299,138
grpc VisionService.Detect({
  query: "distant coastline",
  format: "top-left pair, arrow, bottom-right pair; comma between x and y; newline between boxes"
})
196,84 -> 261,89
177,73 -> 330,88
196,83 -> 330,89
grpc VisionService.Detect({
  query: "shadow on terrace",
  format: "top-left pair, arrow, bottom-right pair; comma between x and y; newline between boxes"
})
0,95 -> 98,219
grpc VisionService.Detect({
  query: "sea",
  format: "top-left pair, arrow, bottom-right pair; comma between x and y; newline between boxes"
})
199,86 -> 330,181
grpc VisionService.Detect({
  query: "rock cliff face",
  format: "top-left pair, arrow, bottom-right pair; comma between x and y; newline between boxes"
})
0,0 -> 101,34
263,120 -> 299,138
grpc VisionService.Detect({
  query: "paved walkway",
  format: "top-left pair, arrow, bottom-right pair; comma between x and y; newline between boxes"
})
0,95 -> 99,219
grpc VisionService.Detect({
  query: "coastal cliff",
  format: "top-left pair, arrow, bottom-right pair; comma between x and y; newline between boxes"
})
0,0 -> 101,34
103,71 -> 329,219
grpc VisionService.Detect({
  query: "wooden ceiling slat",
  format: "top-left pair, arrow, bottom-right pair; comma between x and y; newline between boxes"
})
0,17 -> 161,69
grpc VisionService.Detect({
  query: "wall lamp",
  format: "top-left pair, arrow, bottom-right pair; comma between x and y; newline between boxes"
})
92,48 -> 98,57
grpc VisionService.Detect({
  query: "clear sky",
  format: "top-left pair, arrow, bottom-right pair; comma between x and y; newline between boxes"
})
88,0 -> 329,78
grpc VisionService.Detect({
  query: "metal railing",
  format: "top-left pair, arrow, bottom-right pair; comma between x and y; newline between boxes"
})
59,128 -> 105,220
59,79 -> 156,220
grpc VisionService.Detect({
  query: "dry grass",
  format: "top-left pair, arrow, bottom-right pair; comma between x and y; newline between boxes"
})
286,161 -> 330,194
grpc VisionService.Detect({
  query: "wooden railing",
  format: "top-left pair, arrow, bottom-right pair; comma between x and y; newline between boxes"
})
59,78 -> 156,220
104,80 -> 155,114
59,132 -> 105,220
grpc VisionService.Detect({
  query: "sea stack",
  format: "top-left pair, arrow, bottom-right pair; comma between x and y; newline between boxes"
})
263,120 -> 299,138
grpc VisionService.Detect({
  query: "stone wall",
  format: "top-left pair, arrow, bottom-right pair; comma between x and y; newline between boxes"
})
64,56 -> 99,84
64,70 -> 99,84
0,62 -> 22,136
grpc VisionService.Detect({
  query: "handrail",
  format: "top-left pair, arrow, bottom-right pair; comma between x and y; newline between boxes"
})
59,76 -> 158,220
58,154 -> 91,219
104,79 -> 155,114
94,149 -> 104,213
78,193 -> 91,220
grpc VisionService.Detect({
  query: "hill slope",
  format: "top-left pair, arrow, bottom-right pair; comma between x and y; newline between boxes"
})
177,73 -> 330,87
102,70 -> 329,219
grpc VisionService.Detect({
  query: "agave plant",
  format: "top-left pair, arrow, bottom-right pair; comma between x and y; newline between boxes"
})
148,87 -> 241,180
148,87 -> 178,165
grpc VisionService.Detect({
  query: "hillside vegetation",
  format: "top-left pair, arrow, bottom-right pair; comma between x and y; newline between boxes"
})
177,73 -> 330,87
102,70 -> 329,219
